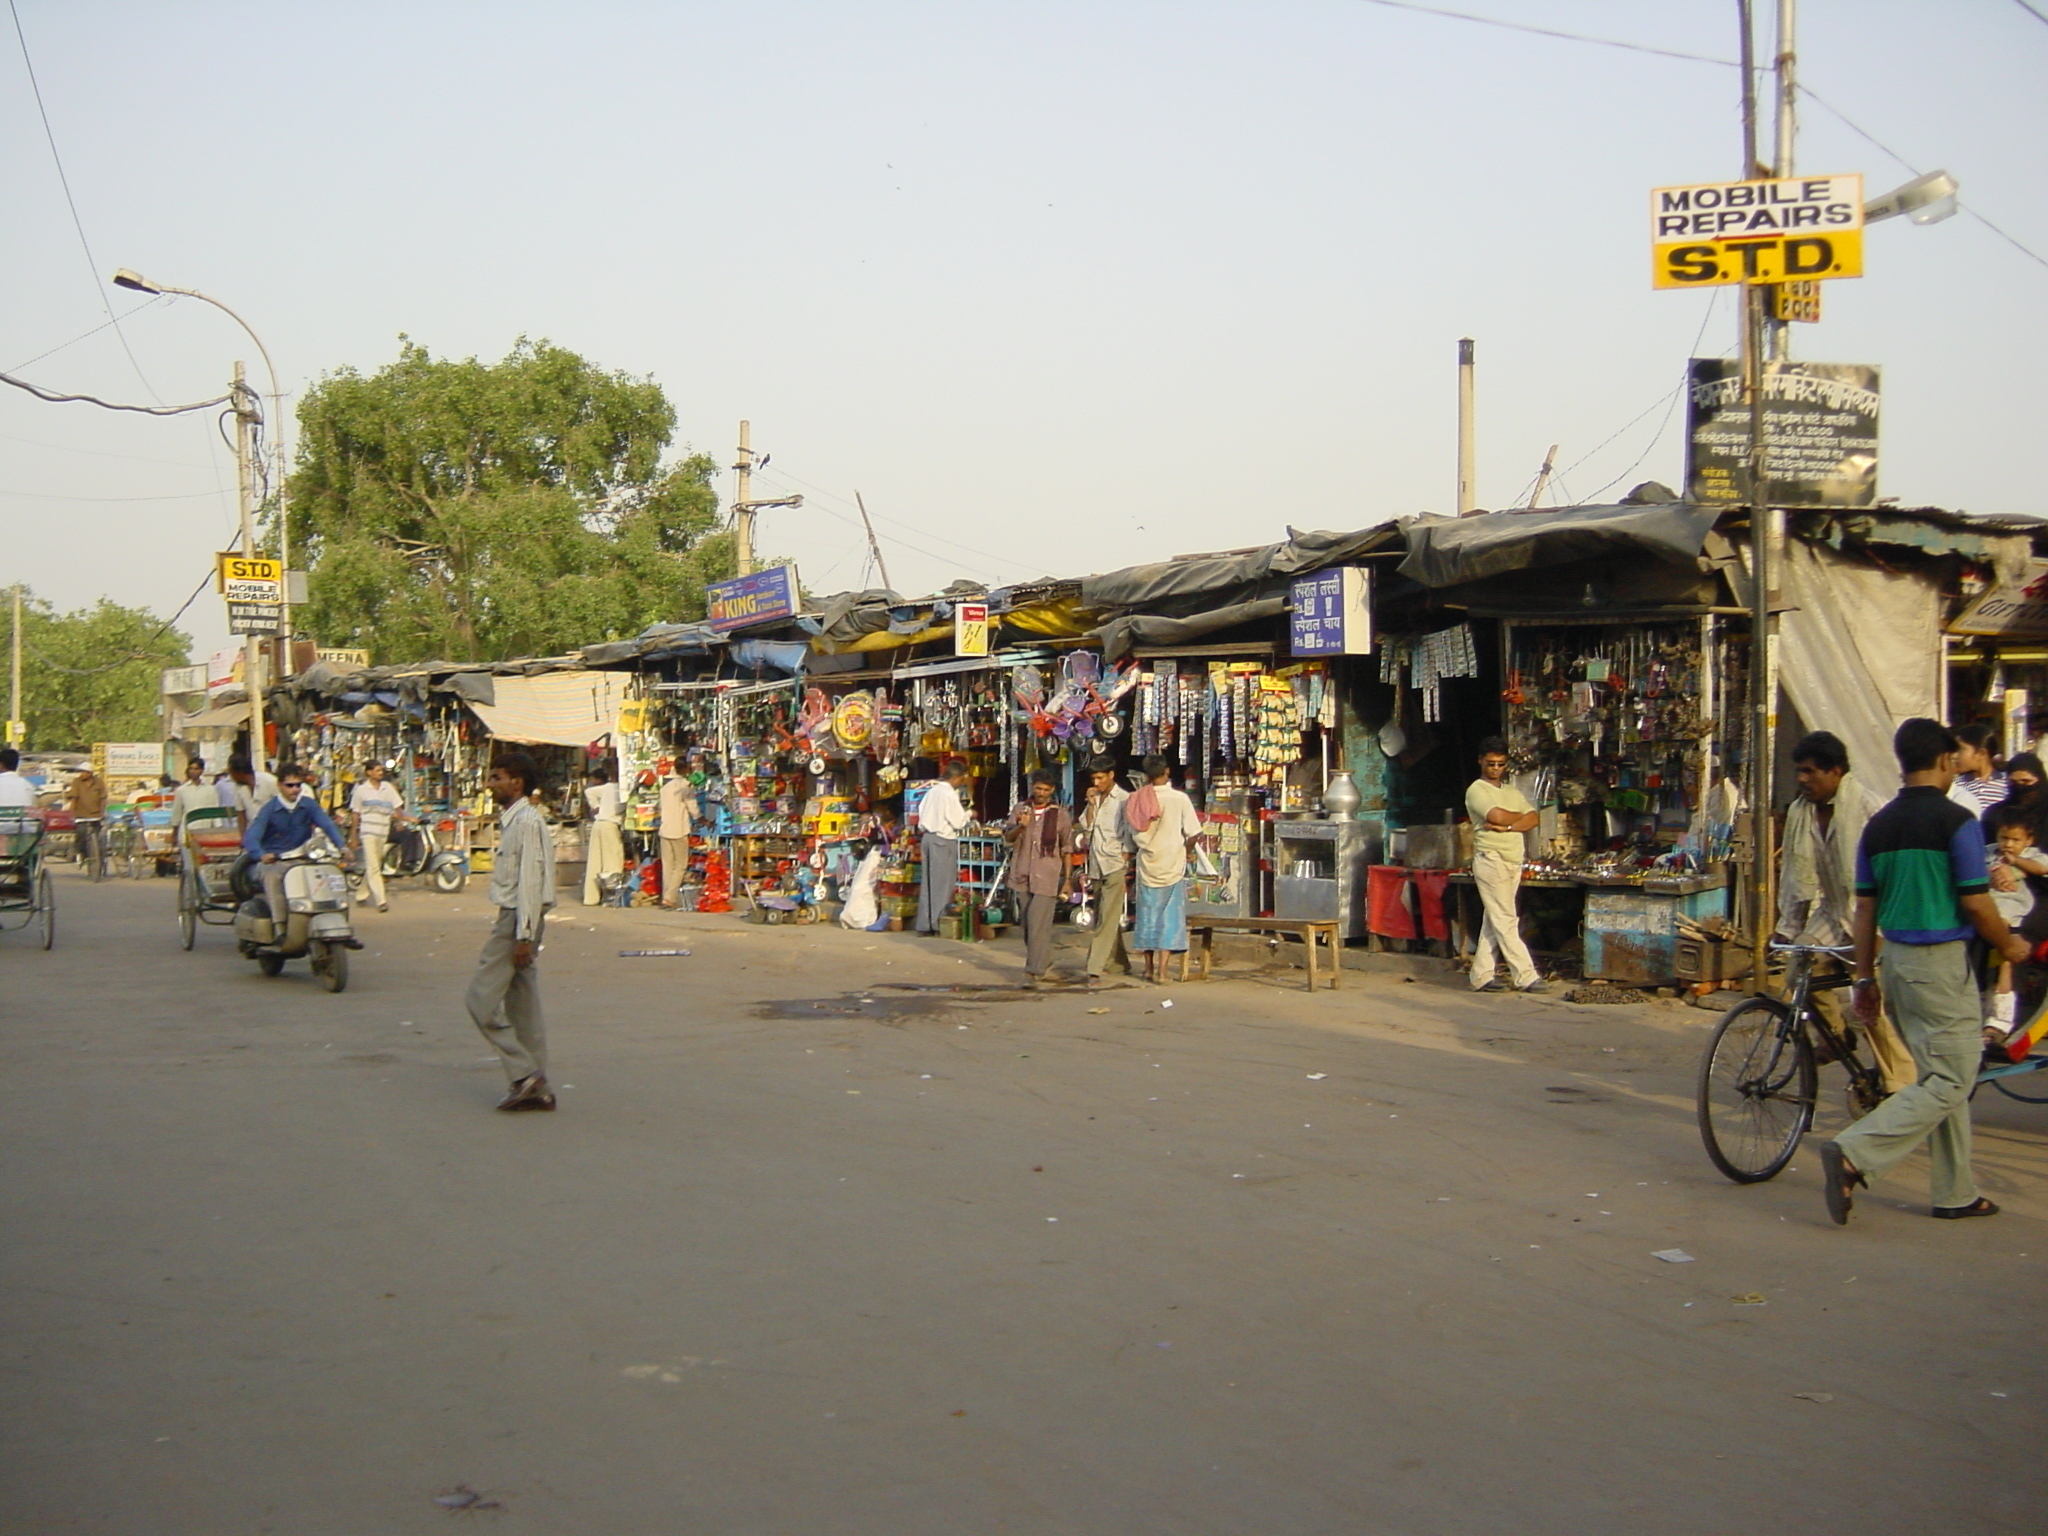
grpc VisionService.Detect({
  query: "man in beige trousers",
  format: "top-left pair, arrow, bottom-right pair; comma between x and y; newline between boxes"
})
1465,737 -> 1549,994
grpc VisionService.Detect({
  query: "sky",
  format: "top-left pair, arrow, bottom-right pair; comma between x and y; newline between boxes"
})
3,0 -> 2044,664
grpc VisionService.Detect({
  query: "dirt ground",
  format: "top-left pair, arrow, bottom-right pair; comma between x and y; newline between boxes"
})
2,865 -> 2040,1534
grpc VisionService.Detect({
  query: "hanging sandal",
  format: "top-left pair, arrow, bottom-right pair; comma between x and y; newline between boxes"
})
1819,1141 -> 1865,1226
1931,1198 -> 1999,1220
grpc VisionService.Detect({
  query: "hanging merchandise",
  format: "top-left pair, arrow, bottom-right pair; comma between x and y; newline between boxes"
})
832,691 -> 876,753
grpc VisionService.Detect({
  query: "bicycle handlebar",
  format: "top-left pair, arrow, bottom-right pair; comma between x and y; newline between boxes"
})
1767,940 -> 1854,955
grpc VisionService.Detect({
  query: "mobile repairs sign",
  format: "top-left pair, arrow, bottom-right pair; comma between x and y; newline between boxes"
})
1651,174 -> 1862,289
706,565 -> 801,631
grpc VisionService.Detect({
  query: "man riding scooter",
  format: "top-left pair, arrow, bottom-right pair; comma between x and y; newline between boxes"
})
243,766 -> 348,922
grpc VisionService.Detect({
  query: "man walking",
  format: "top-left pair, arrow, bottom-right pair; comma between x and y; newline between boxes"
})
915,761 -> 973,934
1078,758 -> 1133,982
67,765 -> 108,870
1126,755 -> 1202,984
224,753 -> 279,828
1465,737 -> 1547,993
1778,730 -> 1912,1094
1003,770 -> 1074,987
467,751 -> 557,1112
658,759 -> 698,910
348,761 -> 406,912
1822,718 -> 2030,1225
581,762 -> 624,907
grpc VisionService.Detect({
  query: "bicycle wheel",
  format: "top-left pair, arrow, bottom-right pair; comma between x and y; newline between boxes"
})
1698,996 -> 1815,1183
36,867 -> 54,950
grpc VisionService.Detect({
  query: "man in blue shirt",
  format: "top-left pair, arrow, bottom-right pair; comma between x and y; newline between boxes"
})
243,765 -> 346,922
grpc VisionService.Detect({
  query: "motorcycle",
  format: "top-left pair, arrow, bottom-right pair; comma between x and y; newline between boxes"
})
232,839 -> 363,992
344,812 -> 469,898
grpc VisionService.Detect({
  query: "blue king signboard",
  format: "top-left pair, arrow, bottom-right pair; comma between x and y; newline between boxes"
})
706,565 -> 802,631
1289,566 -> 1372,658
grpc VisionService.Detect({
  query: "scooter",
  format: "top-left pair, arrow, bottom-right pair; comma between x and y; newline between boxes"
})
232,839 -> 362,992
345,813 -> 469,897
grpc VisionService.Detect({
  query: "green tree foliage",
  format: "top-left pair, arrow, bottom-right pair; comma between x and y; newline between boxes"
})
3,589 -> 191,751
286,338 -> 730,663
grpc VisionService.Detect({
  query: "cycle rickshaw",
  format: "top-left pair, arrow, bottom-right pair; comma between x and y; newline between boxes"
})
175,805 -> 247,949
0,809 -> 56,950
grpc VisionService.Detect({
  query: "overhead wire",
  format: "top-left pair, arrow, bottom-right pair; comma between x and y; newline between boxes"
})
8,297 -> 165,375
0,369 -> 230,416
7,0 -> 160,400
1344,0 -> 1735,67
16,568 -> 213,675
2010,0 -> 2048,29
748,467 -> 1041,581
1797,85 -> 2048,274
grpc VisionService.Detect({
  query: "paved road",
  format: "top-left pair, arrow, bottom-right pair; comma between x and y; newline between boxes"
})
2,864 -> 2041,1534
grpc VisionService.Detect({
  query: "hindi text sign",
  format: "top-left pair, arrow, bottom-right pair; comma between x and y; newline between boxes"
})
1289,567 -> 1371,658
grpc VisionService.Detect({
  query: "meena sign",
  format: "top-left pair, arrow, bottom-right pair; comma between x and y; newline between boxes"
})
1651,174 -> 1862,290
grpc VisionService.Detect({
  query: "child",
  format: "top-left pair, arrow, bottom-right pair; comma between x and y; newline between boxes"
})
1985,814 -> 2045,1046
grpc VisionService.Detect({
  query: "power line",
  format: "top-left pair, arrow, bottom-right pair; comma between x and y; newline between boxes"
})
2011,0 -> 2048,30
0,369 -> 231,416
9,297 -> 165,375
7,0 -> 160,400
1345,0 -> 1736,68
1797,86 -> 2048,273
0,487 -> 226,502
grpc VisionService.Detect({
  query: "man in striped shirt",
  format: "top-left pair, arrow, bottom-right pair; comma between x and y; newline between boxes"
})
1822,718 -> 2029,1225
466,751 -> 558,1112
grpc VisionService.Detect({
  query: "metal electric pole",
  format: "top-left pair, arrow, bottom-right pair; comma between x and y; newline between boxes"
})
8,583 -> 21,749
233,362 -> 267,761
1455,338 -> 1477,514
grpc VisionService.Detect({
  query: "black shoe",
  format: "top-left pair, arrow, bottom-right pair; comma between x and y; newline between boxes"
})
1932,1198 -> 1999,1220
1819,1140 -> 1863,1226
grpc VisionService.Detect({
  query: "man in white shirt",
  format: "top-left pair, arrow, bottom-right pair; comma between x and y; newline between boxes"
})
1465,737 -> 1547,993
915,761 -> 973,934
582,762 -> 625,906
658,761 -> 699,910
226,753 -> 279,828
1078,759 -> 1134,980
1126,756 -> 1203,982
0,748 -> 36,809
171,758 -> 219,827
467,751 -> 557,1111
348,761 -> 407,912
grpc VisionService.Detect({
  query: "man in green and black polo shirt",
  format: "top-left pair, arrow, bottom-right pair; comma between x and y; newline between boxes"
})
1821,718 -> 2030,1225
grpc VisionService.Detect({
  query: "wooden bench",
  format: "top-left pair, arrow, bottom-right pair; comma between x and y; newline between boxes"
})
1183,916 -> 1343,992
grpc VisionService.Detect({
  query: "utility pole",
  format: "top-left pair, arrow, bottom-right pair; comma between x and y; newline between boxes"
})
727,419 -> 801,580
733,419 -> 755,576
8,583 -> 21,749
853,492 -> 895,592
1455,338 -> 1477,514
1737,1 -> 1777,993
233,362 -> 267,764
1766,0 -> 1799,362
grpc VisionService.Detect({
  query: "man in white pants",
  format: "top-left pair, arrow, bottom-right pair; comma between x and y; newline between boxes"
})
582,762 -> 625,906
1466,737 -> 1549,993
349,761 -> 406,912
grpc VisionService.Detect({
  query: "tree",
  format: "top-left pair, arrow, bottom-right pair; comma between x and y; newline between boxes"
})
285,337 -> 731,663
3,589 -> 191,751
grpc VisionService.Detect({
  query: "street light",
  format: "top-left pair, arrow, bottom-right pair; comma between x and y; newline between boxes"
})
114,267 -> 290,760
1864,168 -> 1959,227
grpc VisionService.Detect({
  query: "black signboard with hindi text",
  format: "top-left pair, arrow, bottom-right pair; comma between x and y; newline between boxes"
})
1684,359 -> 1879,508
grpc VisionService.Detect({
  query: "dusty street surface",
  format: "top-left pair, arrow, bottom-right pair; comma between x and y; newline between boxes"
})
3,864 -> 2041,1534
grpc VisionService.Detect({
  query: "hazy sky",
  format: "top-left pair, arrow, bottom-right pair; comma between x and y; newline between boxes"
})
4,1 -> 2043,663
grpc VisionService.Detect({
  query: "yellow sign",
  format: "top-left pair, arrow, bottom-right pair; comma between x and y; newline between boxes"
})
1651,174 -> 1862,290
216,552 -> 282,588
954,601 -> 990,657
1770,281 -> 1822,322
315,648 -> 370,668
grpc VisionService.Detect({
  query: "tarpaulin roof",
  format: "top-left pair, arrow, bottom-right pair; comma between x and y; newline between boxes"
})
579,622 -> 724,667
467,670 -> 626,747
1081,524 -> 1404,610
1397,501 -> 1720,589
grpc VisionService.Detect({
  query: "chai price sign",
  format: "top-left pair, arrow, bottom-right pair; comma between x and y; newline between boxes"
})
954,600 -> 990,657
1651,174 -> 1862,290
1289,567 -> 1371,658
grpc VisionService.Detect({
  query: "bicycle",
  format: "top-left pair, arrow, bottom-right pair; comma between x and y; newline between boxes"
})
1696,942 -> 1888,1183
74,816 -> 107,882
1698,939 -> 2048,1183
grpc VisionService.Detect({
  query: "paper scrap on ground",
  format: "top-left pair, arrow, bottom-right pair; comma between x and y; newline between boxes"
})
618,949 -> 692,957
1651,1249 -> 1695,1264
1731,1293 -> 1767,1306
1793,1392 -> 1834,1403
1306,1073 -> 1327,1080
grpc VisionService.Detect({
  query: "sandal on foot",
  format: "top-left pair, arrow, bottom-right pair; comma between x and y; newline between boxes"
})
1932,1197 -> 1999,1220
1819,1141 -> 1864,1226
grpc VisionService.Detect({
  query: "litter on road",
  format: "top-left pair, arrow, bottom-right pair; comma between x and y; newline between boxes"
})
618,949 -> 692,957
1652,1249 -> 1696,1263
